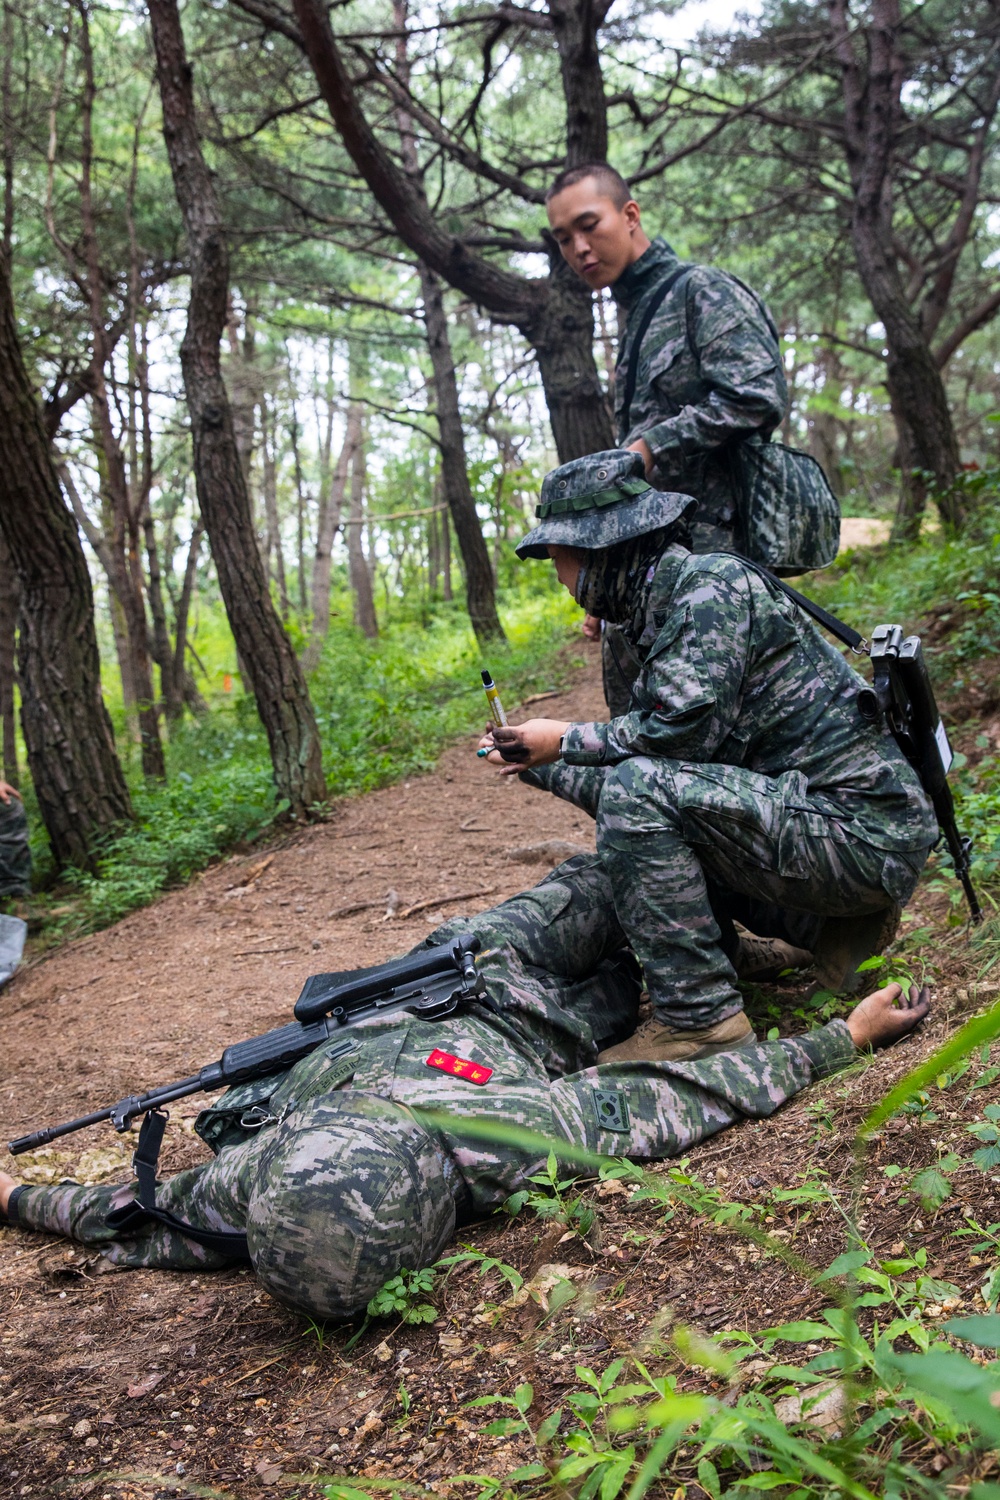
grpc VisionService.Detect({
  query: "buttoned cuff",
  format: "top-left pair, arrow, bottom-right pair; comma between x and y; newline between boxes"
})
796,1018 -> 856,1079
559,722 -> 611,766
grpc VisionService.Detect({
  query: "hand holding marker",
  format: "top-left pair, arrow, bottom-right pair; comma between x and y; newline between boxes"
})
478,670 -> 530,764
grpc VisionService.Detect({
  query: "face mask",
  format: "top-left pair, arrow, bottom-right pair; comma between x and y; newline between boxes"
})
574,530 -> 671,628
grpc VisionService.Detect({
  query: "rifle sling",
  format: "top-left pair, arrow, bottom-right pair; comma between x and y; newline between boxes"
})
105,1109 -> 251,1262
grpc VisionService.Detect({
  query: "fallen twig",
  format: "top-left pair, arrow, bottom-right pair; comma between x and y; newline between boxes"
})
395,887 -> 495,920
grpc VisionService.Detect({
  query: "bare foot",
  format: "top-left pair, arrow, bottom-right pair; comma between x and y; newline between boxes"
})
0,1171 -> 18,1216
846,982 -> 930,1050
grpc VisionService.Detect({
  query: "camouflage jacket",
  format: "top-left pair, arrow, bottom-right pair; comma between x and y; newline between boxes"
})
560,547 -> 939,853
613,238 -> 787,552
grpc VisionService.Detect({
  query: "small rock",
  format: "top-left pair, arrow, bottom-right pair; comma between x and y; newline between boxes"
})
373,1340 -> 393,1363
72,1419 -> 93,1440
774,1379 -> 848,1435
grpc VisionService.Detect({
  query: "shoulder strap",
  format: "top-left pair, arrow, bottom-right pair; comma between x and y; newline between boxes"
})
105,1109 -> 251,1261
619,264 -> 693,438
757,566 -> 868,654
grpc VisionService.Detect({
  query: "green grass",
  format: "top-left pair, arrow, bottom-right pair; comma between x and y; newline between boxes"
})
22,581 -> 583,937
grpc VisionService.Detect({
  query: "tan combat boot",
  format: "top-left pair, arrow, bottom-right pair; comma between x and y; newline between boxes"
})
734,933 -> 813,982
597,1011 -> 755,1064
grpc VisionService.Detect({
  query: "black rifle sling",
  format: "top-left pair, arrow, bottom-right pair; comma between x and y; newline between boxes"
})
618,264 -> 693,438
760,570 -> 868,654
105,1109 -> 251,1261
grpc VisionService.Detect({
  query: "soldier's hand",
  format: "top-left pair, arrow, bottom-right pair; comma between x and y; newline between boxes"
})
582,614 -> 602,641
627,437 -> 654,477
0,782 -> 20,806
477,719 -> 570,776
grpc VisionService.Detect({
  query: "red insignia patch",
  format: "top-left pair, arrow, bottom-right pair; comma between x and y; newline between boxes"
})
426,1048 -> 493,1085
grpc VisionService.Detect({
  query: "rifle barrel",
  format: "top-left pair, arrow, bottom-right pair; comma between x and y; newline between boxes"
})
9,1105 -> 117,1155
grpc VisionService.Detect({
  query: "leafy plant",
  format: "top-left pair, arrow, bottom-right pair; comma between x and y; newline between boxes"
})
505,1151 -> 596,1238
365,1268 -> 438,1325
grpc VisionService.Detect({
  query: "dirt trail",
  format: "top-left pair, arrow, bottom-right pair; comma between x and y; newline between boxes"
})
0,634 -> 997,1500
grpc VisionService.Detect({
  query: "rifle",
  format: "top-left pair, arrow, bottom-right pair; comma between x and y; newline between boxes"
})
858,625 -> 981,923
8,932 -> 484,1157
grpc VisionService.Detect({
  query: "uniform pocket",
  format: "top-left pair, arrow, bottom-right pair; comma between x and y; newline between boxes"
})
880,850 -> 926,905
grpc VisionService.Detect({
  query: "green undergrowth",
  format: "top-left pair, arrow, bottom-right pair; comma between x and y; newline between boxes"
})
22,586 -> 580,938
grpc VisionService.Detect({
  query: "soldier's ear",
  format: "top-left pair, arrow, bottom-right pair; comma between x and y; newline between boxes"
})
624,199 -> 642,231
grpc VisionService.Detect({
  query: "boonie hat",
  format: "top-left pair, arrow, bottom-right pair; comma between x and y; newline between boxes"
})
516,449 -> 695,559
247,1092 -> 456,1321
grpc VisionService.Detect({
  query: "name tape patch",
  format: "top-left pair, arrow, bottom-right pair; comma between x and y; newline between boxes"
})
426,1048 -> 493,1085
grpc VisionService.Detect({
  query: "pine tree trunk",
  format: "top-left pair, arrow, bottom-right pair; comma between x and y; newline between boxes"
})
419,266 -> 506,643
0,528 -> 19,785
148,0 -> 326,817
346,417 -> 378,638
526,250 -> 614,460
260,395 -> 290,617
171,519 -> 204,717
0,254 -> 132,867
304,405 -> 357,669
143,504 -> 181,722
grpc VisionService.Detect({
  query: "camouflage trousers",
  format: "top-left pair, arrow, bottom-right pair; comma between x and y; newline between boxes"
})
0,796 -> 30,899
525,759 -> 927,1029
8,857 -> 856,1290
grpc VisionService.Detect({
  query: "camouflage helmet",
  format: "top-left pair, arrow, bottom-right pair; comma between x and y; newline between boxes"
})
516,449 -> 695,559
247,1092 -> 455,1321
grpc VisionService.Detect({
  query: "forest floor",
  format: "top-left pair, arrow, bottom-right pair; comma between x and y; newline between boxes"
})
1,634 -> 999,1500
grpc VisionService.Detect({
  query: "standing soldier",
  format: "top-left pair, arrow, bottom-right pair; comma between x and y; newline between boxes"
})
545,162 -> 836,714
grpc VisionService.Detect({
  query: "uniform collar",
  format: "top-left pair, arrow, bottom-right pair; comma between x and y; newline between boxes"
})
632,543 -> 690,650
611,237 -> 680,311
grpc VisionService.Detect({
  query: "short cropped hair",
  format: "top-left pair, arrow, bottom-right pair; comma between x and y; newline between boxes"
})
545,162 -> 632,209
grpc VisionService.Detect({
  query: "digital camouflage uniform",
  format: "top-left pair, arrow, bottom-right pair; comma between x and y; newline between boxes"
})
517,452 -> 938,1031
614,237 -> 787,555
5,857 -> 855,1319
0,795 -> 30,899
605,237 -> 789,714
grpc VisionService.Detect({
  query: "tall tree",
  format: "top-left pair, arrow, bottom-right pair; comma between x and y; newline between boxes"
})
234,0 -> 614,462
392,0 -> 504,645
304,395 -> 357,669
0,249 -> 133,868
681,0 -> 1000,533
147,0 -> 326,817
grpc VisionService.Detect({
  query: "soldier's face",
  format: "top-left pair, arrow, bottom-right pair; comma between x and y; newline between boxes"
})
547,544 -> 588,594
546,181 -> 645,289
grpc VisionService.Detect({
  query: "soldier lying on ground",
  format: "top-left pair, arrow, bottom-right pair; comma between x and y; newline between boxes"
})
0,857 -> 929,1322
479,450 -> 938,1064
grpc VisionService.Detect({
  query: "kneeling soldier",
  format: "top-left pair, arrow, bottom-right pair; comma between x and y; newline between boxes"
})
479,450 -> 938,1063
0,858 -> 928,1322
